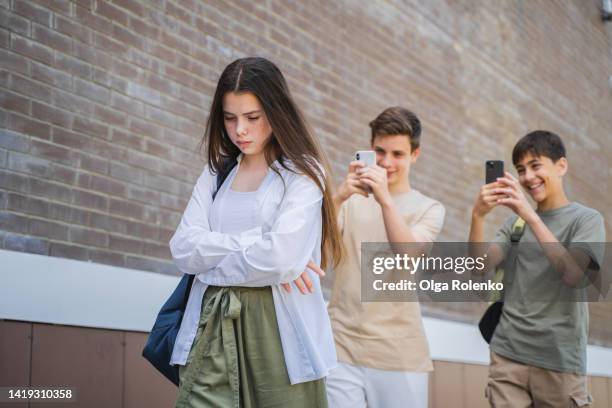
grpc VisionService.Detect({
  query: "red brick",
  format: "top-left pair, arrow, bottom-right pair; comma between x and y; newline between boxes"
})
31,101 -> 72,128
49,241 -> 88,260
74,77 -> 111,105
78,152 -> 109,175
29,177 -> 73,203
28,218 -> 69,240
13,0 -> 53,27
7,150 -> 48,177
72,115 -> 109,138
75,4 -> 112,35
8,113 -> 51,140
0,170 -> 30,194
0,8 -> 30,36
74,0 -> 93,9
0,90 -> 30,115
111,57 -> 141,80
89,212 -> 127,234
32,23 -> 72,54
112,23 -> 144,49
94,31 -> 128,55
89,248 -> 125,267
11,35 -> 53,65
125,150 -> 159,173
125,219 -> 157,240
0,27 -> 9,48
127,184 -> 159,205
68,225 -> 108,247
9,74 -> 53,104
156,208 -> 180,229
125,255 -> 173,274
29,139 -> 76,166
93,105 -> 127,128
128,16 -> 159,41
108,161 -> 142,184
109,234 -> 142,254
3,233 -> 49,254
112,0 -> 145,18
159,192 -> 187,212
55,14 -> 91,44
109,197 -> 143,220
52,89 -> 94,117
142,241 -> 170,259
90,174 -> 127,197
96,0 -> 129,26
73,41 -> 111,70
6,192 -> 49,217
55,54 -> 92,79
72,189 -> 107,211
162,128 -> 198,151
76,172 -> 90,188
128,117 -> 162,140
31,60 -> 72,91
165,2 -> 192,25
0,48 -> 29,75
110,91 -> 144,117
109,128 -> 142,150
143,172 -> 183,195
144,139 -> 172,161
50,163 -> 77,185
37,0 -> 72,16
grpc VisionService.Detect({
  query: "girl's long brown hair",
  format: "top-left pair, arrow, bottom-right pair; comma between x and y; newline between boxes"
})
200,57 -> 343,269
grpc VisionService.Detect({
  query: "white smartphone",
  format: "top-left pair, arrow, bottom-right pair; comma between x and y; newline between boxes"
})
355,150 -> 376,167
355,150 -> 375,194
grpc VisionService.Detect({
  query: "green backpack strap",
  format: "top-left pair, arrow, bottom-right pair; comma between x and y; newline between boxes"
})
510,217 -> 526,243
490,217 -> 526,302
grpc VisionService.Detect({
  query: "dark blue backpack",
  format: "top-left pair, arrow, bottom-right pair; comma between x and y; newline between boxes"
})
142,158 -> 237,385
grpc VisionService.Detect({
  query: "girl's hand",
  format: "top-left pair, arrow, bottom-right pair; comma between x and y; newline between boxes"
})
281,261 -> 325,294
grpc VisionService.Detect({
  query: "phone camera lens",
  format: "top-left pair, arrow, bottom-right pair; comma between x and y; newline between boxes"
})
356,154 -> 360,159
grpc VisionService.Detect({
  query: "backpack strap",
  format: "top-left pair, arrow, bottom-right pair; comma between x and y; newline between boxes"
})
212,157 -> 238,200
510,217 -> 526,243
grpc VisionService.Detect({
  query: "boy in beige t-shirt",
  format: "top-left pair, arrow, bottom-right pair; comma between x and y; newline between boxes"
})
326,107 -> 445,408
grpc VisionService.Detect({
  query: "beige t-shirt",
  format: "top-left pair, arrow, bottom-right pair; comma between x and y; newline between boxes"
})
328,190 -> 445,371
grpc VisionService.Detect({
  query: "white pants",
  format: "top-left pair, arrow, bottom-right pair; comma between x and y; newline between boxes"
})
326,362 -> 428,408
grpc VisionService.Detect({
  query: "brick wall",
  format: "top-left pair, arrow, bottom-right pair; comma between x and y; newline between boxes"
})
1,1 -> 611,343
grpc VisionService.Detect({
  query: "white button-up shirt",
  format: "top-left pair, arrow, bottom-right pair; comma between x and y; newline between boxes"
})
168,155 -> 337,384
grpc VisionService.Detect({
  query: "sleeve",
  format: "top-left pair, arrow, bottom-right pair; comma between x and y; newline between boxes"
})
492,215 -> 518,260
568,210 -> 606,270
169,166 -> 260,275
197,172 -> 323,287
410,201 -> 445,243
337,199 -> 347,235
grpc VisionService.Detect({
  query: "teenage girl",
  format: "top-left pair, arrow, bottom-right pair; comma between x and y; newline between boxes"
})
169,57 -> 343,408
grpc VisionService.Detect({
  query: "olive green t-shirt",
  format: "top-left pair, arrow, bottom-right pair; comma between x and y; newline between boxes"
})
491,202 -> 606,374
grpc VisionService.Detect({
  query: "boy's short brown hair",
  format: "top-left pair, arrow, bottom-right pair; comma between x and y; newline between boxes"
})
369,107 -> 421,151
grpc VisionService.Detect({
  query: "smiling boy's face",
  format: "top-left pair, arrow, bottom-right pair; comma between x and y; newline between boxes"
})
372,134 -> 420,189
514,152 -> 567,204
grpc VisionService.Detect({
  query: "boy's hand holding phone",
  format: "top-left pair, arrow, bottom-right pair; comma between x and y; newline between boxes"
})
494,172 -> 538,223
337,161 -> 369,202
473,160 -> 505,219
357,164 -> 392,206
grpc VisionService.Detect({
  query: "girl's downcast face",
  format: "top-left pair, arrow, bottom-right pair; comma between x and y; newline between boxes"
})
222,91 -> 273,157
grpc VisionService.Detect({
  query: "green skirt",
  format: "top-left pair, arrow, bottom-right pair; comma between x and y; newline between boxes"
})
175,286 -> 328,408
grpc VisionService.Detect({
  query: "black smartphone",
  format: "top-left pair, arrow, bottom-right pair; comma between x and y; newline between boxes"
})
485,160 -> 504,184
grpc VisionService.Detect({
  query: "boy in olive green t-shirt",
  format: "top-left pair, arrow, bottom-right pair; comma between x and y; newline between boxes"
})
470,131 -> 605,407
